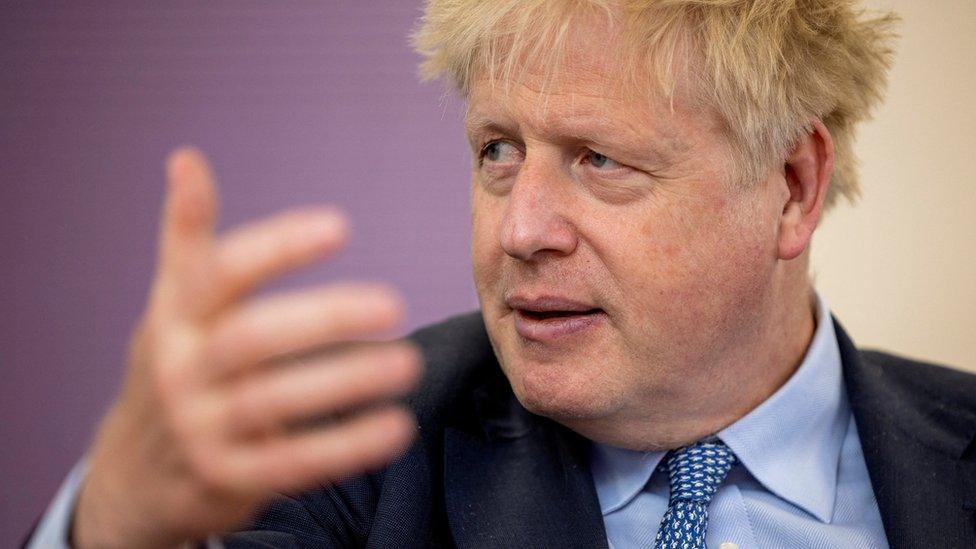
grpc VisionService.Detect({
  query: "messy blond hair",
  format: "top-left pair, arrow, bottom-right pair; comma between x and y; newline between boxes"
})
412,0 -> 898,210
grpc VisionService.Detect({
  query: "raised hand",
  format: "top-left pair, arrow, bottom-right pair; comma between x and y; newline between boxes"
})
71,148 -> 422,548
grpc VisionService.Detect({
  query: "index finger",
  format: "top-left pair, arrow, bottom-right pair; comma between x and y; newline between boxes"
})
160,147 -> 217,270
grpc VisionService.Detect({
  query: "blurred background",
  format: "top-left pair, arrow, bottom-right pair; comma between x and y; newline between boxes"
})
1,0 -> 973,540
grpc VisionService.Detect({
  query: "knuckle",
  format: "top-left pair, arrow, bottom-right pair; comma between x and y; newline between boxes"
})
209,314 -> 258,367
231,317 -> 265,357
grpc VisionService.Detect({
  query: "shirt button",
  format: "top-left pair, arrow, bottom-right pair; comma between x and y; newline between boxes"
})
719,543 -> 739,549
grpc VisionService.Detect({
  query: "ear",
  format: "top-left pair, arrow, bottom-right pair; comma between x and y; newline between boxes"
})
777,119 -> 834,260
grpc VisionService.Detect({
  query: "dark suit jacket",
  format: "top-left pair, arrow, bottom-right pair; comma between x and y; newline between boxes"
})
223,311 -> 976,548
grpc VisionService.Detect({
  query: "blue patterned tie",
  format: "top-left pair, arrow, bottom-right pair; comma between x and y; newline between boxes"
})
653,440 -> 737,549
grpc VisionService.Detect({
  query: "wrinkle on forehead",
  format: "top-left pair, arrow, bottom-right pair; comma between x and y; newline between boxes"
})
465,71 -> 694,163
462,9 -> 708,161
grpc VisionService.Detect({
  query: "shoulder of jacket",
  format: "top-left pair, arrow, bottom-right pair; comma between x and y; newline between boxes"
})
858,348 -> 976,411
404,310 -> 496,418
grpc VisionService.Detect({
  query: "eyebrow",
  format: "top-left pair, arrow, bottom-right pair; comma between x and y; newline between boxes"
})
464,113 -> 516,140
464,108 -> 680,165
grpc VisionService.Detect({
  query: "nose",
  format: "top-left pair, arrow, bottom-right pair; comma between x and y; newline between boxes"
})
498,160 -> 579,261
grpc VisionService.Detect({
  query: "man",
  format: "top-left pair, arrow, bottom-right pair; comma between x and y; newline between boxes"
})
27,1 -> 976,548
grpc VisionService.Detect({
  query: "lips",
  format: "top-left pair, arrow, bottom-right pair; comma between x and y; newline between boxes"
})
505,294 -> 606,342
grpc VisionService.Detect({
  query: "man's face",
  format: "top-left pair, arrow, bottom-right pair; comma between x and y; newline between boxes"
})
468,21 -> 785,446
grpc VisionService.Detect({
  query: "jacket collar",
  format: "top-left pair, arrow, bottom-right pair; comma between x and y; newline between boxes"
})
442,359 -> 609,549
836,318 -> 976,548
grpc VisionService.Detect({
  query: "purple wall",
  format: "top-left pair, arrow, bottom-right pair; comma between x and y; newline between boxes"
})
0,2 -> 477,539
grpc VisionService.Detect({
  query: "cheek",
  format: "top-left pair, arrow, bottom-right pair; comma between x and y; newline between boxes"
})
470,186 -> 504,296
621,195 -> 775,338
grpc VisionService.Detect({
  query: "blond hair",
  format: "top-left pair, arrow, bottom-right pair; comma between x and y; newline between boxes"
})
412,0 -> 898,210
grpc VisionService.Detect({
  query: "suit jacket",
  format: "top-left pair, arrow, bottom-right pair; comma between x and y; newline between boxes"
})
223,311 -> 976,549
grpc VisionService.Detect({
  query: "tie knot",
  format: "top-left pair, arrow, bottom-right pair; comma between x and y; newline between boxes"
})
663,440 -> 737,504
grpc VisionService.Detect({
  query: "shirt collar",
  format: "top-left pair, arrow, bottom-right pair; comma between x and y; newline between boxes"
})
590,293 -> 849,523
718,293 -> 848,523
589,443 -> 666,515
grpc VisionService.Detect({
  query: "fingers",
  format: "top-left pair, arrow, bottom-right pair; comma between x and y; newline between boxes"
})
206,283 -> 405,377
213,406 -> 417,494
213,207 -> 348,308
90,147 -> 421,544
220,342 -> 422,437
153,146 -> 351,323
159,148 -> 218,279
151,148 -> 217,318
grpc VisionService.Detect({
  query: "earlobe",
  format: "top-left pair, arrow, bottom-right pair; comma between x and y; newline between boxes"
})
777,119 -> 834,260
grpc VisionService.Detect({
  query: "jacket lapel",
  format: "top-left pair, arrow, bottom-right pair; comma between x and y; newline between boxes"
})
442,363 -> 608,549
440,316 -> 976,547
836,319 -> 976,547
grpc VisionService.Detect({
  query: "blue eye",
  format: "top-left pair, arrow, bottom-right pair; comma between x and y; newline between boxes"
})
484,142 -> 503,162
585,150 -> 622,170
480,140 -> 520,165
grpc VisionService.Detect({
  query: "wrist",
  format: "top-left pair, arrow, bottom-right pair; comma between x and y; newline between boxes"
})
71,404 -> 181,549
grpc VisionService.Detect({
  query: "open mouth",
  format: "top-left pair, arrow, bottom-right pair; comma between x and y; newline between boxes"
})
506,295 -> 606,340
518,308 -> 604,320
513,306 -> 606,341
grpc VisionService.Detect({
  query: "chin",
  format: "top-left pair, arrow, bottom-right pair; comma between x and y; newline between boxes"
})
501,353 -> 622,422
483,309 -> 628,423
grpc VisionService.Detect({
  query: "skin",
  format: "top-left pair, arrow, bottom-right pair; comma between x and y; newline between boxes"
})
72,150 -> 423,548
70,11 -> 833,548
469,17 -> 833,451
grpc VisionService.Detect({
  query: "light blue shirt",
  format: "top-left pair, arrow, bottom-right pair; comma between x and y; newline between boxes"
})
591,295 -> 889,548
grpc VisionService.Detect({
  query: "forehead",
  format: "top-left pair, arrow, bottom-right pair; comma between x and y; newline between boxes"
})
464,67 -> 696,163
462,10 -> 708,153
465,82 -> 672,151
